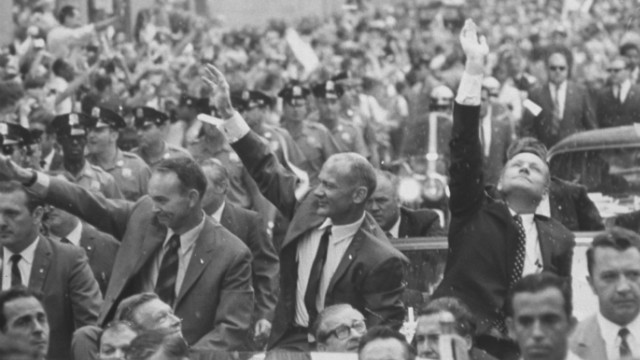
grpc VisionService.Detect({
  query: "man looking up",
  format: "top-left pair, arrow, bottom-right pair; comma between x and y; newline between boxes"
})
0,287 -> 49,360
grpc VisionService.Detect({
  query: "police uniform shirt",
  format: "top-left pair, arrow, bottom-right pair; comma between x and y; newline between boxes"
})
87,149 -> 152,201
66,161 -> 124,199
330,119 -> 369,158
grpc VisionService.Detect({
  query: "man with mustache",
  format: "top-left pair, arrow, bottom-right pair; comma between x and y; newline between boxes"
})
570,228 -> 640,360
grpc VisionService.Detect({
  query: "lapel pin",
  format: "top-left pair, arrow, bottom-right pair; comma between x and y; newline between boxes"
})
200,258 -> 204,264
348,254 -> 353,260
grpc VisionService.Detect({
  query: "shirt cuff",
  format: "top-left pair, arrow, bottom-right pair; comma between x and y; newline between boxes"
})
218,111 -> 250,143
455,72 -> 483,106
29,172 -> 50,197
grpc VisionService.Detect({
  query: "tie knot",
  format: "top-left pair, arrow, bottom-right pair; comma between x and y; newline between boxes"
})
620,327 -> 631,339
168,234 -> 181,249
10,254 -> 21,264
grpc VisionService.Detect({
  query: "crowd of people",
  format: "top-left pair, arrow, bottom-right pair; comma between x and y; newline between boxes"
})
0,0 -> 640,359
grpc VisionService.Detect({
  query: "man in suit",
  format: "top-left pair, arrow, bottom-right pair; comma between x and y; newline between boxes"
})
0,181 -> 102,360
43,203 -> 119,295
312,304 -> 367,353
436,20 -> 575,359
0,286 -> 50,360
203,64 -> 409,351
200,158 -> 279,346
541,177 -> 604,232
570,228 -> 640,360
0,157 -> 254,353
479,87 -> 513,186
596,56 -> 640,128
507,273 -> 581,360
620,43 -> 640,84
520,48 -> 597,148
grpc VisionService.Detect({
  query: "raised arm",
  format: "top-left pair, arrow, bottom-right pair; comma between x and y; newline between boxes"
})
449,20 -> 489,219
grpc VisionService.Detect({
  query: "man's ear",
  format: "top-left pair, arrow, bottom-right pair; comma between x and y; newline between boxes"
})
32,206 -> 44,225
352,186 -> 368,204
188,189 -> 200,207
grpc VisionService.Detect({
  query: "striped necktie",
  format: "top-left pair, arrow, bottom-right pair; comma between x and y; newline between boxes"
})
155,234 -> 181,307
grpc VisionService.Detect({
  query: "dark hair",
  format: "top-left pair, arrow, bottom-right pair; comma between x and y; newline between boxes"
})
57,5 -> 77,25
199,158 -> 229,188
419,297 -> 476,337
100,320 -> 136,346
154,157 -> 208,200
126,329 -> 189,360
586,227 -> 640,276
545,46 -> 574,77
0,181 -> 44,212
0,286 -> 44,330
358,326 -> 416,360
506,273 -> 572,318
51,59 -> 73,81
114,292 -> 159,325
620,43 -> 640,57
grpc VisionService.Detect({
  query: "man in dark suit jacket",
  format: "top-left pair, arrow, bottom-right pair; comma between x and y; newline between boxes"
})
479,89 -> 513,186
595,56 -> 640,128
44,205 -> 119,294
435,21 -> 575,359
2,157 -> 254,353
203,63 -> 409,351
0,181 -> 102,360
545,177 -> 604,232
520,48 -> 597,148
200,158 -> 280,347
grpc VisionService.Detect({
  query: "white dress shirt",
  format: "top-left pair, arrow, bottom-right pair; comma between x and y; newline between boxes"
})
148,213 -> 206,297
597,312 -> 640,360
210,201 -> 225,223
387,213 -> 402,238
549,81 -> 567,119
481,106 -> 493,157
50,221 -> 83,247
2,237 -> 40,289
617,79 -> 632,103
509,209 -> 543,276
294,214 -> 365,327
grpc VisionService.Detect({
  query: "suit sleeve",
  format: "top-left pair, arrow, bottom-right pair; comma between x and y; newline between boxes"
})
68,248 -> 102,329
232,131 -> 299,220
361,256 -> 407,330
246,212 -> 279,322
45,176 -> 134,240
449,102 -> 484,218
191,248 -> 254,351
574,185 -> 604,231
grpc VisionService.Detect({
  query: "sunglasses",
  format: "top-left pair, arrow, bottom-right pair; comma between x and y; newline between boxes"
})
549,66 -> 567,71
607,68 -> 625,73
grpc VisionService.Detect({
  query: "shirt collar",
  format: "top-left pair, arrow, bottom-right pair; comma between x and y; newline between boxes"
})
549,81 -> 567,92
65,221 -> 83,247
320,213 -> 366,245
164,211 -> 206,253
598,311 -> 640,344
509,208 -> 535,225
388,211 -> 401,238
211,201 -> 226,223
4,236 -> 40,267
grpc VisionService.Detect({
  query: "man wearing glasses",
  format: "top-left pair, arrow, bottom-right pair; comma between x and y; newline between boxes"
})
596,56 -> 640,128
312,304 -> 367,352
520,48 -> 596,148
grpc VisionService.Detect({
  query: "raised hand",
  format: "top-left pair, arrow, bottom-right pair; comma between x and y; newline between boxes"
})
202,64 -> 235,119
459,19 -> 489,75
0,154 -> 34,183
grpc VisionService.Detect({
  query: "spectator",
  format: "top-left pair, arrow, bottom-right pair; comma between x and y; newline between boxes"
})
595,56 -> 640,128
126,329 -> 189,360
0,287 -> 49,360
520,47 -> 597,148
506,273 -> 580,360
99,321 -> 138,360
312,304 -> 367,352
132,107 -> 193,168
570,228 -> 640,360
358,326 -> 415,360
620,43 -> 640,84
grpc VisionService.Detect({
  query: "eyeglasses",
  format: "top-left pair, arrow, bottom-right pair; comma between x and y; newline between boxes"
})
549,66 -> 567,71
607,68 -> 625,73
325,320 -> 366,340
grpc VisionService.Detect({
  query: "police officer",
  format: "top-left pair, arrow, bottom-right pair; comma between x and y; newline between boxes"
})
311,80 -> 369,159
279,83 -> 342,185
176,94 -> 210,146
0,122 -> 31,167
51,113 -> 123,198
86,106 -> 152,201
132,107 -> 193,168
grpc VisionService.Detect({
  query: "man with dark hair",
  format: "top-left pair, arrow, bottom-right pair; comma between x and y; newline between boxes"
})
0,181 -> 102,360
432,20 -> 575,360
507,273 -> 579,360
414,297 -> 497,360
520,48 -> 596,148
0,156 -> 254,353
127,329 -> 190,360
312,304 -> 366,352
595,55 -> 640,128
570,228 -> 640,360
86,106 -> 152,201
0,287 -> 49,360
358,326 -> 415,360
620,42 -> 640,84
203,64 -> 408,352
200,158 -> 279,345
98,321 -> 137,360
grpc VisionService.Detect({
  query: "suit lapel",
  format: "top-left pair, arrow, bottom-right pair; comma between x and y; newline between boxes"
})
562,83 -> 574,120
282,197 -> 324,250
326,228 -> 364,296
79,226 -> 95,261
535,216 -> 553,269
398,209 -> 408,238
29,237 -> 52,292
624,87 -> 636,106
220,204 -> 235,233
174,220 -> 217,307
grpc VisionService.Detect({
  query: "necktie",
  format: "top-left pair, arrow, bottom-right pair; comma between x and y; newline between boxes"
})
155,234 -> 181,307
61,238 -> 71,244
620,327 -> 632,358
511,215 -> 526,287
10,254 -> 22,287
551,85 -> 562,132
614,85 -> 621,103
304,227 -> 331,324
